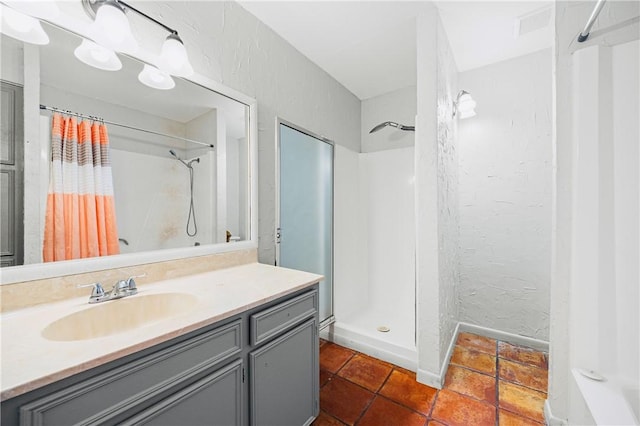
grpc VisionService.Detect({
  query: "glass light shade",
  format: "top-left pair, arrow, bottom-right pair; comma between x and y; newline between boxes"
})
74,39 -> 122,71
138,64 -> 175,90
456,91 -> 477,119
0,6 -> 49,45
158,34 -> 194,77
460,109 -> 477,119
89,1 -> 138,54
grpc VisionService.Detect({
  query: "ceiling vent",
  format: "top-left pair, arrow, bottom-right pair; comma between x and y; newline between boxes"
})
515,6 -> 552,37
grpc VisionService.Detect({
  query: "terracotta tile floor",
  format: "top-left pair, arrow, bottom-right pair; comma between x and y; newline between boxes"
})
314,332 -> 548,426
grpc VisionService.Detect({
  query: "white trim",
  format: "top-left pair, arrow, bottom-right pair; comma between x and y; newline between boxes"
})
544,400 -> 568,426
2,241 -> 258,284
417,368 -> 442,389
458,322 -> 549,351
438,322 -> 461,382
414,322 -> 549,389
415,322 -> 460,389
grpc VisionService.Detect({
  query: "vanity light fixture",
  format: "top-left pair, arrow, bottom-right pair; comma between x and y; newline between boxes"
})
81,0 -> 194,80
74,39 -> 122,71
138,64 -> 175,90
0,4 -> 50,45
453,90 -> 477,119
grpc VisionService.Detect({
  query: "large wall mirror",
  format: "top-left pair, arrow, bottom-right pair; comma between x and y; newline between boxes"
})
0,10 -> 256,284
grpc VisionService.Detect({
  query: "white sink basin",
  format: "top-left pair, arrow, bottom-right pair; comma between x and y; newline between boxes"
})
41,293 -> 198,341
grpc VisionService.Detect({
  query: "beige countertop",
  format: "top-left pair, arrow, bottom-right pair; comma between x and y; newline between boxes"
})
0,263 -> 322,401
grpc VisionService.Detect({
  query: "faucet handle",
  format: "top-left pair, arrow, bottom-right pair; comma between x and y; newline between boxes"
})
113,279 -> 129,292
126,273 -> 146,293
78,282 -> 106,299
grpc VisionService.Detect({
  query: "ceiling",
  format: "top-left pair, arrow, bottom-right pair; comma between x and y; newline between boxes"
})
238,1 -> 553,100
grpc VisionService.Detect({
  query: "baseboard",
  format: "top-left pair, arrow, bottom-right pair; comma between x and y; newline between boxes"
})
415,322 -> 549,389
544,400 -> 568,426
458,322 -> 549,351
324,320 -> 550,393
417,368 -> 442,389
416,322 -> 461,389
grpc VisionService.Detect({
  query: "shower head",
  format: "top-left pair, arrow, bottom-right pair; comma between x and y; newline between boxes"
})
369,121 -> 415,134
169,149 -> 190,168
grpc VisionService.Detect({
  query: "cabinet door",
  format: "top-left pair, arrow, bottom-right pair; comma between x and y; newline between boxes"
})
250,318 -> 318,426
19,320 -> 242,426
121,359 -> 243,426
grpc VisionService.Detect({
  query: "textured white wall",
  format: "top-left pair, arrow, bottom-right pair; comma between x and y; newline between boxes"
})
134,2 -> 361,264
361,86 -> 416,153
415,6 -> 460,387
457,49 -> 552,341
416,6 -> 441,385
436,18 -> 459,368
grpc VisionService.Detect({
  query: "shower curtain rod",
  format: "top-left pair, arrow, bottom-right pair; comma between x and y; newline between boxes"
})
578,0 -> 607,42
39,104 -> 214,149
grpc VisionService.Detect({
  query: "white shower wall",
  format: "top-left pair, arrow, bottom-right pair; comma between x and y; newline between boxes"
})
111,149 -> 215,253
331,144 -> 416,369
362,147 -> 415,320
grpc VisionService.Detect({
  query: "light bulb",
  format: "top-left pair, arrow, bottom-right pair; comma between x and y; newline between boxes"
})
74,39 -> 122,71
5,7 -> 33,32
0,5 -> 49,45
138,65 -> 175,90
95,3 -> 127,43
89,0 -> 137,54
455,91 -> 476,119
158,33 -> 194,77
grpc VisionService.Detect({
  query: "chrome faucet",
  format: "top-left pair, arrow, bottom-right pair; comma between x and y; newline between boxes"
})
79,274 -> 145,304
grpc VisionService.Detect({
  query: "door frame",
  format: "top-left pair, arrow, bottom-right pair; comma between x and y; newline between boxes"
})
275,117 -> 335,329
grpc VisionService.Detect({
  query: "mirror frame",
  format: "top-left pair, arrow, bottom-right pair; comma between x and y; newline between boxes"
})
1,28 -> 258,285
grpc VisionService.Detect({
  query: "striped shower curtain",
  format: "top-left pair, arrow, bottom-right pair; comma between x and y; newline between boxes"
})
43,113 -> 120,262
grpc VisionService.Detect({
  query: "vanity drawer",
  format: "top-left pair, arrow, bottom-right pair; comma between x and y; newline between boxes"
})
250,288 -> 318,346
19,319 -> 242,426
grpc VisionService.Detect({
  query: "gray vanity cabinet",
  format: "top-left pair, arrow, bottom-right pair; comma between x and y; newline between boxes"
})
248,289 -> 320,426
250,318 -> 318,426
18,319 -> 244,426
121,359 -> 244,426
2,285 -> 319,426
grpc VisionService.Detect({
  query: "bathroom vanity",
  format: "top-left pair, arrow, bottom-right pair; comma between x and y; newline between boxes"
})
1,263 -> 321,426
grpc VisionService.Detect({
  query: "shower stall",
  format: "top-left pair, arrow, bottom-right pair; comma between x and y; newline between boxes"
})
328,137 -> 417,370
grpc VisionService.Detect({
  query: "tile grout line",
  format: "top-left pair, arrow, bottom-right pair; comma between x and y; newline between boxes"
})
324,339 -> 549,425
500,406 -> 546,425
495,339 -> 500,426
319,409 -> 348,426
427,388 -> 439,422
333,348 -> 434,423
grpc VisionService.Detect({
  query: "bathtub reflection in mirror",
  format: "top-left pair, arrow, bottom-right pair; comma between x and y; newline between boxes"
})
0,20 -> 252,276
